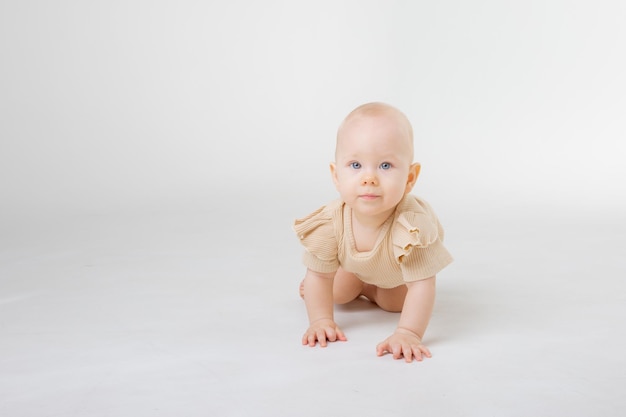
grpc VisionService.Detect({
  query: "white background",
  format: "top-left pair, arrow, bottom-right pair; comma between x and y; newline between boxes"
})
1,0 -> 624,217
1,2 -> 625,417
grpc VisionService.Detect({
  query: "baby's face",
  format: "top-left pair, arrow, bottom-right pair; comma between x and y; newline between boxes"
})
331,112 -> 417,221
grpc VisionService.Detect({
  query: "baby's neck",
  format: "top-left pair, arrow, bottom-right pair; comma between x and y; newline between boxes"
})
351,209 -> 393,230
350,208 -> 395,252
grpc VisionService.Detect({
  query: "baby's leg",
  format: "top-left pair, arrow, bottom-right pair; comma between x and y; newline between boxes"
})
333,268 -> 407,311
303,267 -> 407,312
298,267 -> 361,301
360,284 -> 407,312
332,267 -> 365,304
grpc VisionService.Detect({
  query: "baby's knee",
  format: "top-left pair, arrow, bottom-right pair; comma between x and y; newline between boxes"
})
377,300 -> 403,313
373,286 -> 406,312
333,292 -> 359,305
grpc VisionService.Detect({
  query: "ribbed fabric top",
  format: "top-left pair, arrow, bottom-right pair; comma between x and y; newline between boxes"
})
294,195 -> 453,288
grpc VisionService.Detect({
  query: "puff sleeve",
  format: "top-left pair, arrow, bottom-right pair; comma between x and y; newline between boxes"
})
293,205 -> 339,273
392,197 -> 453,282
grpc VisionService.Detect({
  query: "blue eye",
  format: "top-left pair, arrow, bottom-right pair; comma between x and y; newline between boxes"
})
350,162 -> 361,169
380,162 -> 391,170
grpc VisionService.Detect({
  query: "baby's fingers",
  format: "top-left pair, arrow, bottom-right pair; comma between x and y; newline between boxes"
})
316,329 -> 329,347
302,324 -> 347,347
335,327 -> 347,342
301,328 -> 330,347
302,330 -> 322,347
404,343 -> 431,362
376,341 -> 391,357
390,344 -> 407,361
325,327 -> 338,343
414,344 -> 432,360
376,339 -> 432,362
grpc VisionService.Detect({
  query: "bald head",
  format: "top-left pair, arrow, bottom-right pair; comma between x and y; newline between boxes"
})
336,102 -> 414,161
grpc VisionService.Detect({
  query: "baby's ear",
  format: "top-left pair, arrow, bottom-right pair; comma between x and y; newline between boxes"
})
330,162 -> 339,188
405,163 -> 421,193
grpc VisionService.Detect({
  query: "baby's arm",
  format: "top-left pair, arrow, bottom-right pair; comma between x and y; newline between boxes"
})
376,276 -> 436,362
301,268 -> 347,347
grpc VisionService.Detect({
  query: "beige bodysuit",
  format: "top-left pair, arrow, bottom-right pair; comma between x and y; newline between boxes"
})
294,195 -> 453,288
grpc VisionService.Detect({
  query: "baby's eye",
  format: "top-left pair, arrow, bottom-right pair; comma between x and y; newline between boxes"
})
380,162 -> 392,170
350,162 -> 361,169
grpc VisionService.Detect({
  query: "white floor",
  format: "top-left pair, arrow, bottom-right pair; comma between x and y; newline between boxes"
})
1,200 -> 625,417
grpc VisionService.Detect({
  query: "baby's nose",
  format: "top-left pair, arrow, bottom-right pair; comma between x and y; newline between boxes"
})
361,174 -> 378,185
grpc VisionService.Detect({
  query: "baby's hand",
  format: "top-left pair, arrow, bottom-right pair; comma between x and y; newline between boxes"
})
376,328 -> 432,362
302,318 -> 347,347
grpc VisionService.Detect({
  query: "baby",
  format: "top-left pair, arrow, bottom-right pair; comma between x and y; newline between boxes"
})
294,102 -> 453,362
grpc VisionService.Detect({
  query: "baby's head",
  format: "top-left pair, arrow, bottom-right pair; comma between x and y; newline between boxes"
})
336,102 -> 414,163
331,102 -> 421,218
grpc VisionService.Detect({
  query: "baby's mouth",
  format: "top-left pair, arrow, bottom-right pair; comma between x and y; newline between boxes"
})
359,194 -> 380,200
